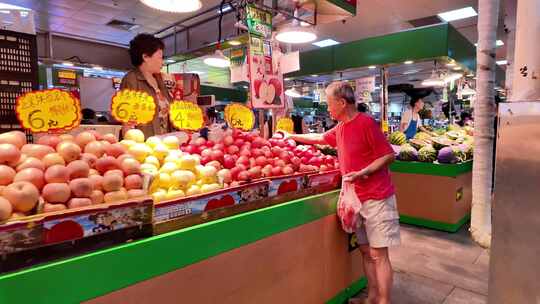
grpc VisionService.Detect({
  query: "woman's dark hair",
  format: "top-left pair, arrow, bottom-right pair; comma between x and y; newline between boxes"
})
409,97 -> 422,107
357,102 -> 368,113
128,33 -> 164,67
82,108 -> 95,119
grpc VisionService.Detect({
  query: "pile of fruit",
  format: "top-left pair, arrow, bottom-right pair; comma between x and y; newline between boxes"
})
389,125 -> 474,164
0,130 -> 147,221
127,129 -> 339,202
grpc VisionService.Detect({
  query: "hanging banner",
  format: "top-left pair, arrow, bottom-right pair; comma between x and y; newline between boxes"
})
355,76 -> 376,103
224,103 -> 255,131
163,73 -> 201,103
246,4 -> 272,39
110,89 -> 156,125
16,89 -> 81,133
169,100 -> 204,131
276,117 -> 294,133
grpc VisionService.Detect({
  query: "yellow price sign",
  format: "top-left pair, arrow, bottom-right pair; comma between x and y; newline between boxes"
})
276,117 -> 294,133
224,103 -> 255,131
16,89 -> 81,133
382,120 -> 389,133
111,89 -> 156,125
169,100 -> 204,131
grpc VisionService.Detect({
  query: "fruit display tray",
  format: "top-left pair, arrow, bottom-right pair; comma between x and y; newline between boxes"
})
266,173 -> 308,197
307,169 -> 342,188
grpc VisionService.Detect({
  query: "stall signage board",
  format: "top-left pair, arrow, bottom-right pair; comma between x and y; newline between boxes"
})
16,89 -> 81,133
110,89 -> 156,125
246,5 -> 272,39
169,100 -> 204,131
355,76 -> 375,103
224,103 -> 255,131
53,68 -> 81,87
276,117 -> 294,133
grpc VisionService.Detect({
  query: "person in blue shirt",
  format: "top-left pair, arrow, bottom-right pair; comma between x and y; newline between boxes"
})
400,97 -> 426,139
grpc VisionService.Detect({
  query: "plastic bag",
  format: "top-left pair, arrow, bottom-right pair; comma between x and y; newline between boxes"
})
337,181 -> 362,233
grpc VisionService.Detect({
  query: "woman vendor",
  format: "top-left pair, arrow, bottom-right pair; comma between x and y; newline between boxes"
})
400,97 -> 429,139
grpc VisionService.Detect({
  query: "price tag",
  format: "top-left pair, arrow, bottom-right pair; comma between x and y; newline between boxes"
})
224,103 -> 255,131
15,89 -> 81,133
276,117 -> 294,133
382,120 -> 389,133
111,89 -> 156,125
169,100 -> 204,131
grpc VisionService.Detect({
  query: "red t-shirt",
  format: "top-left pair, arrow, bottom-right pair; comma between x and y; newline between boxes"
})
323,113 -> 394,202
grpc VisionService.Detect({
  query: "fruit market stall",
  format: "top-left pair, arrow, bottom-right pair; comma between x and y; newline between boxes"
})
388,126 -> 474,232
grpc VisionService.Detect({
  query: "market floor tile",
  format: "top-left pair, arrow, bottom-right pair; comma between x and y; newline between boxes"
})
350,223 -> 489,304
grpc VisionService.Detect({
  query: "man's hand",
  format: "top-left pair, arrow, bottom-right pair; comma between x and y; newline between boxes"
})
343,169 -> 370,183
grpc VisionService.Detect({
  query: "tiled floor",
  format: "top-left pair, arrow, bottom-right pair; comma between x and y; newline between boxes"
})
350,223 -> 489,304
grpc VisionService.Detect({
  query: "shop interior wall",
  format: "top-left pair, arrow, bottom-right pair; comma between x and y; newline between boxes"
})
36,33 -> 132,70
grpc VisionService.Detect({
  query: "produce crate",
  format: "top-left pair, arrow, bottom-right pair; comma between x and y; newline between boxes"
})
0,198 -> 153,273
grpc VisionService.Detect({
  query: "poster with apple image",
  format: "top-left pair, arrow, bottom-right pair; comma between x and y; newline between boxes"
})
169,100 -> 204,132
15,89 -> 82,133
110,89 -> 156,125
224,103 -> 255,131
249,52 -> 285,109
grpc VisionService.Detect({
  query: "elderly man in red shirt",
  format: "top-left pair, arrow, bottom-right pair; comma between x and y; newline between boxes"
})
286,81 -> 400,304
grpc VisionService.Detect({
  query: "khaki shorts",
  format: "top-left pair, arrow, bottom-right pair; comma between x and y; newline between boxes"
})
355,194 -> 401,248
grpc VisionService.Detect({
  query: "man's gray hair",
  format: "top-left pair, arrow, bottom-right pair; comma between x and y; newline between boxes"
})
326,81 -> 356,104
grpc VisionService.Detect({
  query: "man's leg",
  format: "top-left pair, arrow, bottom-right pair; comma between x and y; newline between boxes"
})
359,244 -> 378,304
369,247 -> 393,304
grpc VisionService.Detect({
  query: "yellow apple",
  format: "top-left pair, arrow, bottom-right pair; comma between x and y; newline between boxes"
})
186,184 -> 201,196
125,129 -> 145,143
201,183 -> 222,193
152,189 -> 167,203
119,139 -> 136,149
144,155 -> 161,168
145,136 -> 162,149
166,188 -> 185,199
153,143 -> 169,161
162,135 -> 180,149
171,170 -> 196,189
178,155 -> 198,171
128,143 -> 152,162
159,162 -> 178,174
157,172 -> 172,189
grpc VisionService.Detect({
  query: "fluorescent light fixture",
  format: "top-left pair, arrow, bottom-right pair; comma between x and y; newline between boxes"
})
228,40 -> 242,46
284,78 -> 291,81
140,0 -> 202,13
311,74 -> 318,77
276,25 -> 317,44
474,40 -> 504,47
368,65 -> 376,69
217,4 -> 232,13
403,69 -> 420,75
93,66 -> 103,71
496,60 -> 508,65
204,50 -> 230,68
165,59 -> 175,64
421,70 -> 446,87
285,87 -> 302,98
0,3 -> 31,10
312,39 -> 340,48
438,6 -> 477,22
404,60 -> 414,64
453,66 -> 462,71
189,71 -> 205,74
62,62 -> 74,67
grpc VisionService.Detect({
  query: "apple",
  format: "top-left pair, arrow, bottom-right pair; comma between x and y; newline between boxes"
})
223,135 -> 234,146
117,153 -> 134,164
261,165 -> 272,177
255,156 -> 267,167
37,135 -> 61,148
128,143 -> 152,162
145,136 -> 162,149
102,133 -> 118,144
283,166 -> 294,175
14,168 -> 44,190
104,143 -> 126,158
205,140 -> 215,148
3,181 -> 39,212
42,152 -> 66,168
84,141 -> 105,158
308,156 -> 322,167
0,131 -> 26,149
102,174 -> 123,192
237,171 -> 250,181
67,198 -> 92,209
217,169 -> 232,183
214,143 -> 225,151
88,174 -> 103,191
279,151 -> 291,163
69,178 -> 93,198
127,189 -> 146,199
43,203 -> 67,213
57,141 -> 81,163
0,165 -> 16,185
90,190 -> 104,204
275,159 -> 286,168
223,154 -> 235,169
248,166 -> 262,179
21,144 -> 54,160
45,165 -> 70,183
291,156 -> 302,166
162,135 -> 180,149
75,132 -> 96,149
230,167 -> 241,180
0,197 -> 12,220
58,134 -> 74,142
95,156 -> 120,175
16,157 -> 45,172
125,174 -> 143,190
251,148 -> 263,158
193,137 -> 206,147
124,129 -> 145,143
42,183 -> 71,204
67,160 -> 90,179
237,155 -> 250,167
271,166 -> 283,176
251,137 -> 265,149
121,158 -> 141,176
211,150 -> 224,162
0,143 -> 21,166
105,169 -> 124,178
240,149 -> 251,157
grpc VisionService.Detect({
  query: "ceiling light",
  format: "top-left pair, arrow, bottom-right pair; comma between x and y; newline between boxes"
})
0,3 -> 30,10
204,50 -> 230,68
404,60 -> 414,64
438,7 -> 477,22
229,40 -> 242,46
496,60 -> 508,65
217,4 -> 232,14
311,74 -> 318,77
474,40 -> 504,47
93,66 -> 103,71
285,87 -> 303,98
444,73 -> 462,83
421,70 -> 446,87
165,59 -> 175,64
62,62 -> 74,67
312,39 -> 340,48
140,0 -> 202,13
368,65 -> 376,69
453,66 -> 462,70
277,25 -> 317,44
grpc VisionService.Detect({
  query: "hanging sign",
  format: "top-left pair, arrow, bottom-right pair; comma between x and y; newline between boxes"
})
276,117 -> 294,133
246,5 -> 272,39
16,89 -> 81,133
169,100 -> 204,131
355,76 -> 376,103
110,89 -> 156,125
224,103 -> 255,131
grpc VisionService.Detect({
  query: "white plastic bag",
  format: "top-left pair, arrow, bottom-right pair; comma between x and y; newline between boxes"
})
337,181 -> 362,233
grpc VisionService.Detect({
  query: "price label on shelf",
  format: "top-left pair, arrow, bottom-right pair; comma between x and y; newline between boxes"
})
15,89 -> 81,133
111,89 -> 156,125
169,100 -> 204,131
276,117 -> 294,133
224,103 -> 255,131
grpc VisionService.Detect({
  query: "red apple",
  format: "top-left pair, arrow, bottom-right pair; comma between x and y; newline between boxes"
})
236,155 -> 250,166
37,135 -> 61,149
125,174 -> 143,190
211,150 -> 224,162
213,143 -> 225,151
75,131 -> 96,150
0,165 -> 16,185
95,156 -> 120,175
201,148 -> 213,158
42,183 -> 71,204
14,168 -> 44,190
45,165 -> 70,183
271,166 -> 282,176
255,156 -> 267,167
240,149 -> 251,157
237,171 -> 250,181
283,166 -> 294,175
57,141 -> 81,163
227,145 -> 240,155
0,131 -> 26,149
104,143 -> 126,158
223,154 -> 236,169
223,135 -> 234,146
67,160 -> 90,179
205,140 -> 215,148
3,181 -> 39,212
80,153 -> 98,168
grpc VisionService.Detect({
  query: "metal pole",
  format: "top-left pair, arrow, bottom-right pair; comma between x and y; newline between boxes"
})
380,68 -> 389,132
